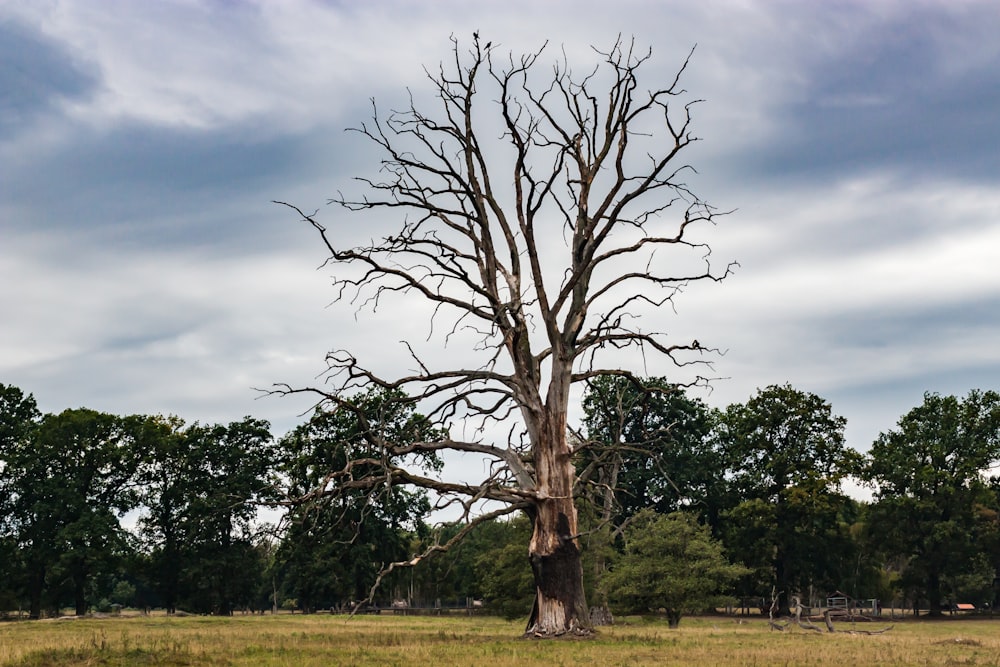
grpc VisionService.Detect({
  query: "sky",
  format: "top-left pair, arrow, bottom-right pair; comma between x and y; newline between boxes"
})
3,0 -> 1000,484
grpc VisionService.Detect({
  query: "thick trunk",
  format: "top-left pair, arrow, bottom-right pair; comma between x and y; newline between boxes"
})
525,496 -> 591,635
523,410 -> 590,636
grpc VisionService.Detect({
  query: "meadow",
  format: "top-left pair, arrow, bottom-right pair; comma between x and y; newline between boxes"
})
1,613 -> 998,667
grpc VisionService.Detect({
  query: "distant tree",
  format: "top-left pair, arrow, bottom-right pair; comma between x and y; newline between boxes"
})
863,390 -> 1000,616
471,516 -> 536,620
579,376 -> 722,522
135,416 -> 278,615
275,34 -> 732,635
176,417 -> 277,614
276,389 -> 440,611
604,510 -> 746,627
133,415 -> 189,613
0,383 -> 40,449
0,383 -> 41,613
404,522 -> 469,607
714,384 -> 860,612
2,408 -> 140,617
0,534 -> 24,615
576,376 -> 720,622
979,479 -> 1000,610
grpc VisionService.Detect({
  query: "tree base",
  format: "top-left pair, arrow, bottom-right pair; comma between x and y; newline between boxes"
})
523,624 -> 595,639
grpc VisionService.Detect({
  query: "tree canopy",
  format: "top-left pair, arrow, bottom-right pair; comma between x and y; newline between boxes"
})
715,384 -> 859,613
863,390 -> 1000,615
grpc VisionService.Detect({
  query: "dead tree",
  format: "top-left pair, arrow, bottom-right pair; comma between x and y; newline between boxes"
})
769,595 -> 893,635
274,34 -> 733,637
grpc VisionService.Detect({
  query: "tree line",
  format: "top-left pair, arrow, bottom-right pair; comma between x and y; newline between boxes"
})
3,380 -> 999,623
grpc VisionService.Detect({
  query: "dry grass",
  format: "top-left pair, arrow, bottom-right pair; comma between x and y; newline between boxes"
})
2,613 -> 999,666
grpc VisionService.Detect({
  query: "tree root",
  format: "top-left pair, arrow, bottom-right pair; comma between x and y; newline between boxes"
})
522,624 -> 595,639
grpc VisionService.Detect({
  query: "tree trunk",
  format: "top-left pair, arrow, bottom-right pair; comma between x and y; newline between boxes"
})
927,571 -> 943,617
523,414 -> 591,636
588,449 -> 621,627
590,604 -> 614,626
774,549 -> 790,616
162,521 -> 179,614
28,566 -> 44,620
73,561 -> 89,616
525,496 -> 591,636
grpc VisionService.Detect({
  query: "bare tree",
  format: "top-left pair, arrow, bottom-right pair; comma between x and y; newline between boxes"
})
274,34 -> 733,637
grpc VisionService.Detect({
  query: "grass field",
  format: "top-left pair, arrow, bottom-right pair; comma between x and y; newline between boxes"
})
2,613 -> 999,666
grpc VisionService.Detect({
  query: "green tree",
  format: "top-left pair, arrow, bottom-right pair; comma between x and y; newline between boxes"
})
471,516 -> 536,620
604,510 -> 746,627
715,384 -> 860,612
133,415 -> 189,613
579,376 -> 722,523
177,417 -> 277,614
577,376 -> 721,621
405,517 -> 533,613
982,479 -> 1000,610
2,408 -> 140,617
0,383 -> 42,613
0,383 -> 40,449
135,416 -> 278,615
275,389 -> 441,611
863,390 -> 1000,616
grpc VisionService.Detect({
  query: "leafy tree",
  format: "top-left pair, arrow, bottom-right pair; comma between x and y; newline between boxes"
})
0,383 -> 40,449
579,376 -> 722,522
276,389 -> 441,611
471,516 -> 536,620
715,384 -> 860,612
2,408 -> 140,617
577,376 -> 721,621
136,416 -> 278,615
133,415 -> 189,612
404,517 -> 533,612
176,417 -> 277,614
604,510 -> 746,627
863,390 -> 1000,615
982,479 -> 1000,610
275,34 -> 732,636
0,383 -> 41,613
0,534 -> 24,615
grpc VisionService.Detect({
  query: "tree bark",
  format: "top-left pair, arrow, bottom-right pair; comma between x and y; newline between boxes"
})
525,497 -> 590,636
524,414 -> 590,636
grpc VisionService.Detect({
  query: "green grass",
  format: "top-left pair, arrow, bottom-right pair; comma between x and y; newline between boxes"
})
2,614 -> 999,666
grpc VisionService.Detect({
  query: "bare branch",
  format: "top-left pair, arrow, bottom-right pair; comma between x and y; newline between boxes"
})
277,34 -> 732,637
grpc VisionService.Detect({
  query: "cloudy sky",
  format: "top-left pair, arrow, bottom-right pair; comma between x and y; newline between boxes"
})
3,0 -> 1000,472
